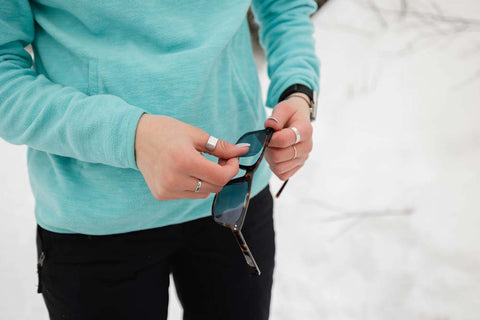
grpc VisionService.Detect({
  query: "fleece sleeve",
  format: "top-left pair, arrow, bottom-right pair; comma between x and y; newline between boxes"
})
0,1 -> 145,169
251,0 -> 320,108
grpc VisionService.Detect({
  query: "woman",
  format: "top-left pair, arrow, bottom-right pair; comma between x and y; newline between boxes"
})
0,0 -> 319,319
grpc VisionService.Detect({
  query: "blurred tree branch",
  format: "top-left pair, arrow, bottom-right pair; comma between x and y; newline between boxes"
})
361,0 -> 480,87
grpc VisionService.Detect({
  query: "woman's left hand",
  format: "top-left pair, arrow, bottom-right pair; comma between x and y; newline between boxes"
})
264,93 -> 313,181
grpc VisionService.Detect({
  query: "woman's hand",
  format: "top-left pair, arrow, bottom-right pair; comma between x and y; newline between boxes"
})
135,114 -> 249,200
264,93 -> 313,181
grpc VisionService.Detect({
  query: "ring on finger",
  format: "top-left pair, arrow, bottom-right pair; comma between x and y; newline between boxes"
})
205,136 -> 218,152
289,126 -> 301,144
291,145 -> 298,160
194,179 -> 202,193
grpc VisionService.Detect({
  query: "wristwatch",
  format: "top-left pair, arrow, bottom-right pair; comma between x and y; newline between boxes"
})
279,84 -> 318,121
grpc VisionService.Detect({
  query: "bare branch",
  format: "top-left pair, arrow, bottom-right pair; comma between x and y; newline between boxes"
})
301,197 -> 414,222
452,69 -> 480,89
320,208 -> 414,223
366,6 -> 480,26
367,0 -> 389,28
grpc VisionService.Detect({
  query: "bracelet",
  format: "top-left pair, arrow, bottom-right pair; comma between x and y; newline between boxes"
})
286,93 -> 312,107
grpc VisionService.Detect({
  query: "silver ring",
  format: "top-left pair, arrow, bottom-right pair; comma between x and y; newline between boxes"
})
205,136 -> 218,152
289,127 -> 301,144
194,179 -> 202,193
292,145 -> 298,160
267,116 -> 280,123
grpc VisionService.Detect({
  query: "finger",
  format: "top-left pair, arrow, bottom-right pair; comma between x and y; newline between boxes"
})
157,171 -> 223,193
265,142 -> 311,164
268,123 -> 313,148
276,164 -> 303,181
190,153 -> 240,186
183,176 -> 223,194
270,157 -> 306,176
193,130 -> 250,159
156,189 -> 213,201
182,191 -> 214,199
264,100 -> 296,131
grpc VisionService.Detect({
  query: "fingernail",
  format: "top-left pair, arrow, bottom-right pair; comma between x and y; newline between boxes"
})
267,116 -> 279,123
235,143 -> 250,148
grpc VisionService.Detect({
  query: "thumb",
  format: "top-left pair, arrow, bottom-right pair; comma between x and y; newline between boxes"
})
196,133 -> 250,159
213,139 -> 250,159
264,100 -> 296,131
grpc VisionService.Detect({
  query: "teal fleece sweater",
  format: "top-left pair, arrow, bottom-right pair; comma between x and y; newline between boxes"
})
0,0 -> 319,235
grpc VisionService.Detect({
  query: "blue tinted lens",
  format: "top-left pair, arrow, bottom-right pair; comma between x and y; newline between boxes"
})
213,181 -> 249,227
237,130 -> 268,166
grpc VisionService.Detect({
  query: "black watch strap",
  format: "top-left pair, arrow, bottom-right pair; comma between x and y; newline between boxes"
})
278,83 -> 317,121
278,84 -> 314,103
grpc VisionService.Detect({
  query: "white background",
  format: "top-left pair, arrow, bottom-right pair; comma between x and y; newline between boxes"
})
1,0 -> 480,319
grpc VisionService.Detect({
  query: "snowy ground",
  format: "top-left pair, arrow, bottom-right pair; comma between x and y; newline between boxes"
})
1,0 -> 480,319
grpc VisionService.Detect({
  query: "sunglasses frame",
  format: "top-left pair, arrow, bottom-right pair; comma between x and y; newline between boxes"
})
211,127 -> 274,276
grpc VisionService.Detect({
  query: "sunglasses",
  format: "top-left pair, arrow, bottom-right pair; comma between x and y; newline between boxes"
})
211,127 -> 288,276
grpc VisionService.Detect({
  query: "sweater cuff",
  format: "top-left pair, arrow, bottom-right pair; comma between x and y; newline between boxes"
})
110,103 -> 146,170
266,77 -> 319,108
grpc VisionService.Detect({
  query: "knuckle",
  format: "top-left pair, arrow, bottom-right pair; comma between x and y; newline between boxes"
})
153,188 -> 168,201
271,150 -> 283,163
268,161 -> 276,172
283,100 -> 295,113
175,153 -> 189,170
191,128 -> 207,142
304,123 -> 313,137
276,162 -> 289,174
213,173 -> 228,186
216,139 -> 227,150
220,174 -> 232,186
265,150 -> 273,163
173,146 -> 193,169
277,172 -> 289,181
278,135 -> 289,147
306,141 -> 313,153
161,172 -> 176,189
170,147 -> 183,160
229,166 -> 240,180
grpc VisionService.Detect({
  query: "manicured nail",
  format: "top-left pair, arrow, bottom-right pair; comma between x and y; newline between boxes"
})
235,143 -> 250,148
267,116 -> 279,123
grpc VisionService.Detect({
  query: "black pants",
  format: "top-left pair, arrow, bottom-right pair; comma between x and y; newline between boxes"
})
36,186 -> 275,320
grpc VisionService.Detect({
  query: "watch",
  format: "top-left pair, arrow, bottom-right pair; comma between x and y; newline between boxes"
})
279,84 -> 318,121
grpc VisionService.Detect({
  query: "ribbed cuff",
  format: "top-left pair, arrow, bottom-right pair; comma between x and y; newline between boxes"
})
266,77 -> 319,108
120,108 -> 146,170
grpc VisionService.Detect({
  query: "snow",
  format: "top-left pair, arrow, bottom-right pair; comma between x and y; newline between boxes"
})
1,0 -> 480,319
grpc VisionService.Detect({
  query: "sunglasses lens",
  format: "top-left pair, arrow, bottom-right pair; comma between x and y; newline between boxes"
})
237,130 -> 269,166
213,181 -> 249,228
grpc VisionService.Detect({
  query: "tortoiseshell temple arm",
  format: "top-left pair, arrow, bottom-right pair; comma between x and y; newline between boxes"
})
275,179 -> 289,198
232,230 -> 261,276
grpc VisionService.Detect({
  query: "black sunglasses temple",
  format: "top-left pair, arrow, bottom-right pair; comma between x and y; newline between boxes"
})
232,230 -> 261,276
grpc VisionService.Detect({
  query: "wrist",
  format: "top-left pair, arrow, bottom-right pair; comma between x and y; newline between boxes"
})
279,83 -> 317,121
285,93 -> 311,120
134,113 -> 149,167
286,92 -> 311,108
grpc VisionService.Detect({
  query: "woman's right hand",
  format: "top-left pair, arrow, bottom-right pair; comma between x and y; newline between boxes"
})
134,114 -> 249,200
